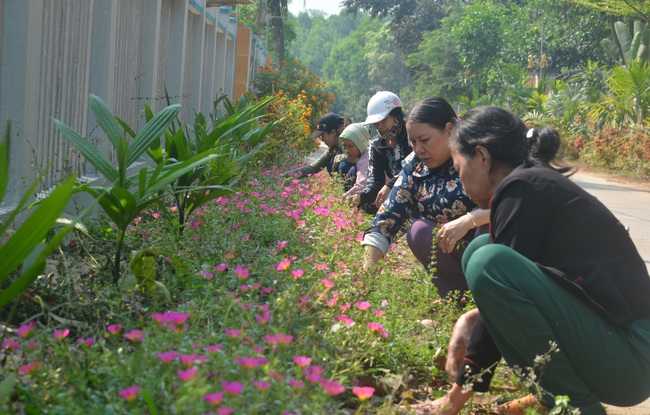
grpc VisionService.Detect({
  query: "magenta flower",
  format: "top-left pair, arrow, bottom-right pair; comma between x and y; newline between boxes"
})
353,386 -> 375,401
326,292 -> 339,307
292,356 -> 312,367
321,379 -> 345,396
156,351 -> 178,363
19,360 -> 38,375
256,310 -> 271,324
303,365 -> 324,383
1,339 -> 19,352
119,386 -> 140,402
264,333 -> 292,346
368,322 -> 389,338
123,330 -> 145,342
314,263 -> 329,270
233,265 -> 249,279
289,379 -> 304,390
276,240 -> 288,249
290,269 -> 304,279
235,356 -> 267,369
217,407 -> 234,415
107,324 -> 123,335
340,303 -> 351,311
17,322 -> 36,338
76,337 -> 95,347
276,258 -> 291,271
203,392 -> 224,406
205,344 -> 224,354
179,354 -> 208,367
224,329 -> 241,338
177,368 -> 199,382
373,309 -> 387,316
319,279 -> 334,289
355,301 -> 371,310
221,381 -> 244,395
252,380 -> 271,390
334,315 -> 355,326
53,329 -> 70,340
215,263 -> 228,272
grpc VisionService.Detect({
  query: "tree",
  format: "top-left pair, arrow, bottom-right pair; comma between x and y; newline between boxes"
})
569,0 -> 650,24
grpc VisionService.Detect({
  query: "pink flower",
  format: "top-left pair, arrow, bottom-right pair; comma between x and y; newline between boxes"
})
334,315 -> 355,326
264,333 -> 292,346
321,379 -> 345,396
235,356 -> 267,369
234,265 -> 249,279
292,356 -> 312,367
225,253 -> 235,259
123,330 -> 145,342
53,329 -> 70,340
319,279 -> 334,289
326,292 -> 339,307
276,258 -> 291,271
19,360 -> 38,375
373,309 -> 386,316
340,303 -> 351,311
303,365 -> 324,383
119,386 -> 140,402
355,301 -> 371,310
367,322 -> 389,338
224,329 -> 241,338
179,354 -> 208,367
221,381 -> 244,395
217,407 -> 234,415
353,386 -> 375,401
290,269 -> 304,279
205,344 -> 224,354
276,241 -> 288,249
17,322 -> 36,338
289,379 -> 304,390
177,368 -> 199,382
252,379 -> 271,390
314,263 -> 329,270
76,337 -> 95,347
256,310 -> 271,324
215,263 -> 229,272
107,324 -> 123,335
1,339 -> 19,352
156,351 -> 178,363
203,392 -> 224,406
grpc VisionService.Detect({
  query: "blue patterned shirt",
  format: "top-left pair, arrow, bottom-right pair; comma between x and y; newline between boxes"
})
364,152 -> 478,245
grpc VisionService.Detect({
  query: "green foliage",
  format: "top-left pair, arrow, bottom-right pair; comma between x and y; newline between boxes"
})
0,121 -> 77,308
601,20 -> 650,66
54,95 -> 218,283
137,94 -> 279,234
569,0 -> 650,23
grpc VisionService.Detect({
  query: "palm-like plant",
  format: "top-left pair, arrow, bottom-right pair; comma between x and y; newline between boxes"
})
601,20 -> 649,67
54,95 -> 222,283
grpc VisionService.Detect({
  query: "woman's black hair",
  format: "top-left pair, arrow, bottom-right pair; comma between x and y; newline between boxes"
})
406,97 -> 458,130
451,106 -> 571,173
388,107 -> 405,122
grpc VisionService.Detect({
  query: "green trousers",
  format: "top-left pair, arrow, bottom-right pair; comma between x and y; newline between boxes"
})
463,235 -> 650,414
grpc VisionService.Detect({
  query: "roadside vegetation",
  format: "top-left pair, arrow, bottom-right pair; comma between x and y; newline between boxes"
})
1,0 -> 649,413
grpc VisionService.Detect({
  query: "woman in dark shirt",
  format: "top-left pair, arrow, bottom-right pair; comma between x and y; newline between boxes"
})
424,106 -> 650,415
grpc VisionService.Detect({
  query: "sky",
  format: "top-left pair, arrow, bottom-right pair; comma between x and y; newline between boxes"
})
287,0 -> 343,16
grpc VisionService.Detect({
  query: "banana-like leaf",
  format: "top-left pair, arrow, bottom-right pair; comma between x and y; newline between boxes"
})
54,119 -> 118,183
615,21 -> 632,65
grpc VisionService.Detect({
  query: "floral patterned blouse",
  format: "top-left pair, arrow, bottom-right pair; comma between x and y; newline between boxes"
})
364,152 -> 478,244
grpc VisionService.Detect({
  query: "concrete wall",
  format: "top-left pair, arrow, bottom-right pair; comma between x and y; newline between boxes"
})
0,0 -> 267,212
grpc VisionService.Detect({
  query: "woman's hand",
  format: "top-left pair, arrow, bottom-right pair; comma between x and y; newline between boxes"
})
409,383 -> 474,415
374,185 -> 391,208
446,308 -> 480,379
435,215 -> 473,254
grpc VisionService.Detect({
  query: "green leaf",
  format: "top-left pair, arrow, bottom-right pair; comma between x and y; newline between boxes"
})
127,104 -> 181,166
0,374 -> 16,406
54,119 -> 118,183
0,176 -> 75,285
88,94 -> 126,153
